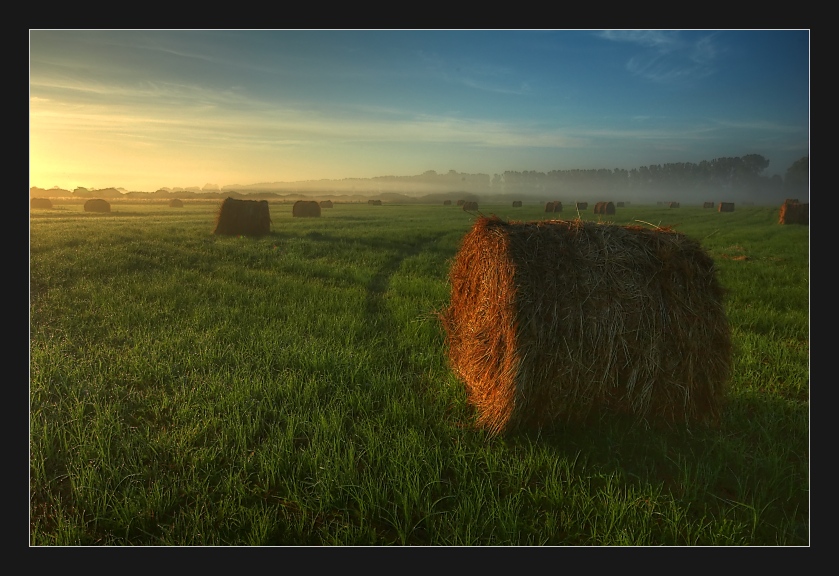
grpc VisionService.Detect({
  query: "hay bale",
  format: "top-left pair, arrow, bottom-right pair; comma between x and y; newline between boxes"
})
616,202 -> 625,208
30,197 -> 53,209
718,202 -> 734,213
292,200 -> 321,218
779,200 -> 808,225
575,202 -> 588,210
444,200 -> 452,206
84,198 -> 111,213
457,199 -> 466,206
512,200 -> 523,207
545,201 -> 562,213
440,216 -> 731,435
169,198 -> 184,208
213,197 -> 271,235
703,202 -> 714,208
669,202 -> 680,208
594,201 -> 615,215
319,200 -> 334,208
368,199 -> 382,205
462,201 -> 479,211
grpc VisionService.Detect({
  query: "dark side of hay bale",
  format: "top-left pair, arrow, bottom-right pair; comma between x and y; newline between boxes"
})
30,197 -> 53,209
319,200 -> 334,208
440,216 -> 731,435
213,197 -> 271,235
292,200 -> 321,218
462,201 -> 479,211
718,202 -> 734,213
576,202 -> 588,210
779,200 -> 808,225
444,200 -> 452,206
512,200 -> 523,207
545,201 -> 563,213
84,198 -> 111,213
169,198 -> 184,208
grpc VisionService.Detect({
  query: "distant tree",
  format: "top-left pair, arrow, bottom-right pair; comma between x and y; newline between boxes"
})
784,156 -> 809,196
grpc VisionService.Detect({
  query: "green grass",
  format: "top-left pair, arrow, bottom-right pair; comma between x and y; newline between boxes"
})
29,200 -> 809,545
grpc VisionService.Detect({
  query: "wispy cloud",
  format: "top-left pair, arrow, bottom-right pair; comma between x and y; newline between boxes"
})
414,50 -> 531,96
598,30 -> 723,84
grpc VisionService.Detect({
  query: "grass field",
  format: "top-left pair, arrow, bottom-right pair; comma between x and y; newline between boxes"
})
29,199 -> 809,545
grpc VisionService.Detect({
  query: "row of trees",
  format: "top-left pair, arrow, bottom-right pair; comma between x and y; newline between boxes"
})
491,155 -> 808,199
31,155 -> 808,202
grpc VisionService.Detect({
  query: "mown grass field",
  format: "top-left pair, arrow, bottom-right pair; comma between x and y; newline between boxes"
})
29,199 -> 809,545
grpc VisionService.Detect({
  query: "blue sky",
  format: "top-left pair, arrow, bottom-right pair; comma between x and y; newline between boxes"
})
29,29 -> 810,192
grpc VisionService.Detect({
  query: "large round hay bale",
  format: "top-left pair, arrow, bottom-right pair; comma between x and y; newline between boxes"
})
462,201 -> 479,211
779,199 -> 808,225
440,216 -> 731,435
84,198 -> 111,213
213,197 -> 271,235
443,200 -> 452,206
457,199 -> 466,206
30,197 -> 53,209
292,200 -> 321,218
319,200 -> 334,208
575,202 -> 588,210
718,202 -> 734,213
545,201 -> 562,213
368,199 -> 382,206
512,200 -> 523,207
616,202 -> 625,208
169,198 -> 184,208
668,202 -> 680,208
594,201 -> 615,215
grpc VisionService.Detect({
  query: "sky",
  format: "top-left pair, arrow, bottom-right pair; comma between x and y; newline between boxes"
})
29,29 -> 810,193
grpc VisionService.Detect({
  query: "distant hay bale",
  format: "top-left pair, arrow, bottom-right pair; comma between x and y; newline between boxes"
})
512,200 -> 523,207
779,199 -> 808,225
444,200 -> 452,206
319,200 -> 334,208
30,197 -> 53,209
293,200 -> 322,218
462,201 -> 479,211
616,202 -> 625,208
84,198 -> 111,213
545,201 -> 562,213
575,202 -> 588,210
440,216 -> 731,435
718,202 -> 735,213
368,199 -> 383,205
703,202 -> 714,208
169,198 -> 184,208
668,202 -> 680,208
213,197 -> 271,235
457,199 -> 466,206
594,201 -> 615,215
